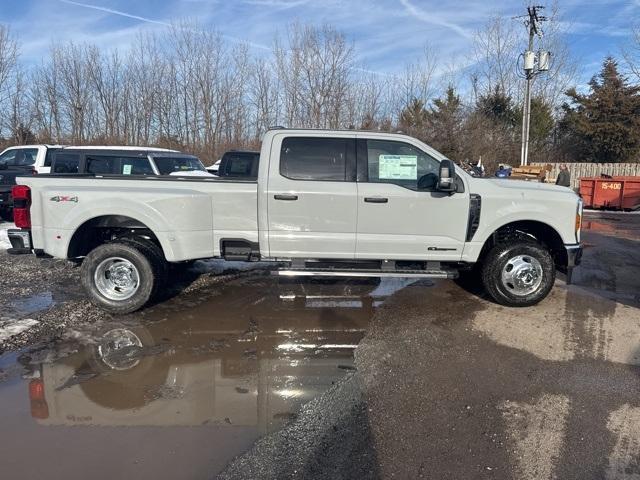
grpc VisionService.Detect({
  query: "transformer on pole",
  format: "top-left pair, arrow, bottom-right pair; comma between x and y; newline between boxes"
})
517,5 -> 550,166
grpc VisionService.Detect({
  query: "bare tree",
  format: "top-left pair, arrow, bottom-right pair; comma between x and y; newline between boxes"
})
0,25 -> 19,137
274,23 -> 354,129
622,24 -> 640,83
472,16 -> 521,100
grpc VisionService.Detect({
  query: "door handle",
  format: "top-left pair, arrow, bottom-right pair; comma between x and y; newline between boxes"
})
364,197 -> 388,203
274,194 -> 298,201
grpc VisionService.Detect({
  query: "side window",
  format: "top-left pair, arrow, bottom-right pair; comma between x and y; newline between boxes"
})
280,137 -> 352,181
365,140 -> 440,191
86,155 -> 115,174
86,155 -> 154,175
53,153 -> 80,174
20,149 -> 38,166
219,153 -> 259,179
121,157 -> 154,175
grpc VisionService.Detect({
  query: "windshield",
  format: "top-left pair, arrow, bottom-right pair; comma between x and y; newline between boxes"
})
153,156 -> 206,175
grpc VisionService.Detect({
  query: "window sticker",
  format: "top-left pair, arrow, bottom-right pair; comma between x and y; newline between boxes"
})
122,164 -> 132,175
378,155 -> 417,180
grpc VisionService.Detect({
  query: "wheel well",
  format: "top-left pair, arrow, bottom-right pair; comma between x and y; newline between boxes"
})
479,221 -> 567,268
67,215 -> 164,259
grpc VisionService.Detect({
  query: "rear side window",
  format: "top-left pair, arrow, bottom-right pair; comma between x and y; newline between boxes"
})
85,155 -> 154,175
219,153 -> 259,178
53,153 -> 80,174
280,137 -> 352,181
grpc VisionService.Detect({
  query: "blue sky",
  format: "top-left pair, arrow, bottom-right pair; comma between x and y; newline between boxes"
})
2,0 -> 639,84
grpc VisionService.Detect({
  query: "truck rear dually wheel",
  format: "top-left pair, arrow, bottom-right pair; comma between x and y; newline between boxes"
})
81,241 -> 163,314
481,240 -> 555,307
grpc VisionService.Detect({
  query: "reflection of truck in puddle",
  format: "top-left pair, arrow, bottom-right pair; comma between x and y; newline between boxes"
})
28,278 -> 408,433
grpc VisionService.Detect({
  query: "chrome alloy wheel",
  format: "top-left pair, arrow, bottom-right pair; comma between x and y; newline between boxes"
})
501,254 -> 544,296
94,257 -> 140,301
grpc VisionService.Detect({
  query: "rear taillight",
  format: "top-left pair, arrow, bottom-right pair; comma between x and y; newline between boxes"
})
12,185 -> 31,229
29,379 -> 49,419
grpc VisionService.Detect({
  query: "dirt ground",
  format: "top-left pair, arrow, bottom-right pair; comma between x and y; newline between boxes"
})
1,212 -> 640,480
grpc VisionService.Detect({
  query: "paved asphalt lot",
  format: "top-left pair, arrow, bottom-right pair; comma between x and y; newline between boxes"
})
0,211 -> 639,479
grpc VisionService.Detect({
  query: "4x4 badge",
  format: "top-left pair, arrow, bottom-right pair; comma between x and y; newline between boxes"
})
50,196 -> 78,203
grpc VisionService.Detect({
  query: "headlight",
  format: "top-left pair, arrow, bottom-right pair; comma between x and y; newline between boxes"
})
575,198 -> 583,243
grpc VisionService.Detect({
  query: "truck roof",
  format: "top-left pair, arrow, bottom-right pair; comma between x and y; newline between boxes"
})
264,127 -> 416,139
2,144 -> 177,152
59,145 -> 178,152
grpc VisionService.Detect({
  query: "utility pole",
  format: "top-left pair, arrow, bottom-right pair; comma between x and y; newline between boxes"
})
518,5 -> 549,166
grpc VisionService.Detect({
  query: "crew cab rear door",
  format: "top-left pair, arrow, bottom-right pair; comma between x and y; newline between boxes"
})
266,133 -> 357,258
355,137 -> 469,261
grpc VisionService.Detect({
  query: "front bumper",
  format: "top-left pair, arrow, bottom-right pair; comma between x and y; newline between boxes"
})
7,228 -> 32,254
565,244 -> 583,268
564,244 -> 583,285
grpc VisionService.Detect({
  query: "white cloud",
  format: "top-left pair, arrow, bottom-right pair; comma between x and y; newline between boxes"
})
398,0 -> 473,39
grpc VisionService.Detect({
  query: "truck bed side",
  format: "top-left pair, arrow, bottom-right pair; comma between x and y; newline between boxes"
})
19,176 -> 258,262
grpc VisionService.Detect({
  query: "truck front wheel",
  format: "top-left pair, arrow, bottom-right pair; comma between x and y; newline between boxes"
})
81,242 -> 163,314
481,240 -> 555,307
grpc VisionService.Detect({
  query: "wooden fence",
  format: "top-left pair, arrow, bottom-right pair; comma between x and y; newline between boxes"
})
531,162 -> 640,190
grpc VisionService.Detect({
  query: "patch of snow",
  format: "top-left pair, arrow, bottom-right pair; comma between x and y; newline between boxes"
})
0,221 -> 15,251
0,318 -> 39,341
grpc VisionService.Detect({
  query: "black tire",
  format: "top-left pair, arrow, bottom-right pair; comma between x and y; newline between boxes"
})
118,237 -> 168,293
81,241 -> 163,314
481,240 -> 555,307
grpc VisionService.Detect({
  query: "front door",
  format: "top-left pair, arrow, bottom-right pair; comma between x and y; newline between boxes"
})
267,134 -> 358,259
355,138 -> 469,261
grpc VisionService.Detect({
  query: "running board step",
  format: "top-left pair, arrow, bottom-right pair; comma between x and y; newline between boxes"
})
274,269 -> 458,279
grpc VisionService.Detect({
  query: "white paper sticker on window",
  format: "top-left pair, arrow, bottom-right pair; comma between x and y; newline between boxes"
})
122,164 -> 132,175
378,155 -> 417,180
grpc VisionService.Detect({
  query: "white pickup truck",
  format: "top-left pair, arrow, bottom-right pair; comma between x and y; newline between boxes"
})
8,129 -> 583,313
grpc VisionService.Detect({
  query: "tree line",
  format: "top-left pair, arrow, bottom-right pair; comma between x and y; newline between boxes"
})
0,15 -> 639,170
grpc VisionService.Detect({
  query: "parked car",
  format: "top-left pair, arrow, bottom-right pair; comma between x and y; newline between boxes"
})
8,128 -> 583,313
50,148 -> 210,177
0,149 -> 40,220
0,145 -> 61,175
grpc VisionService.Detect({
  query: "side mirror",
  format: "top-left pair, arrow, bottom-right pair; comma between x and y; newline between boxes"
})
437,159 -> 456,193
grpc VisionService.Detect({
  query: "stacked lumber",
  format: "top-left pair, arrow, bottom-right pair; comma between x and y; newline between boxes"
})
510,164 -> 551,181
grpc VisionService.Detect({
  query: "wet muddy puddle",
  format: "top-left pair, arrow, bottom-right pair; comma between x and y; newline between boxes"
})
583,217 -> 640,241
0,276 -> 417,479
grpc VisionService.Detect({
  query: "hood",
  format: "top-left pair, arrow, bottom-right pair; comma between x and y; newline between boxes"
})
168,170 -> 216,177
482,178 -> 575,195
